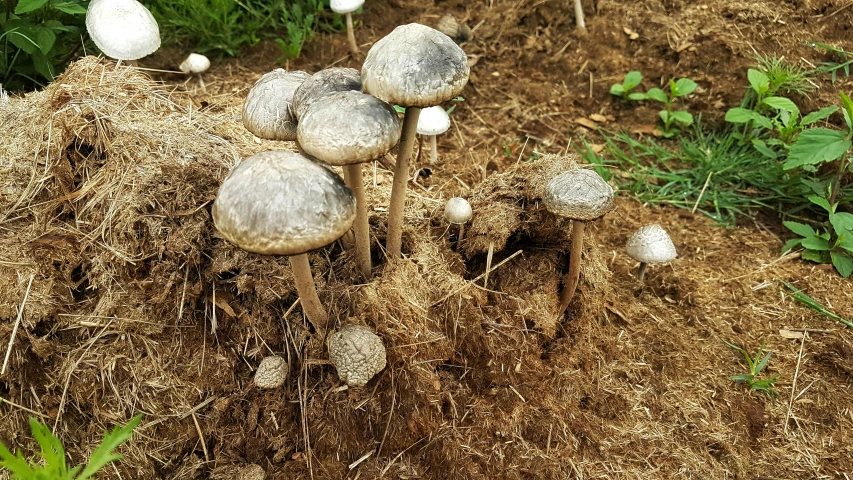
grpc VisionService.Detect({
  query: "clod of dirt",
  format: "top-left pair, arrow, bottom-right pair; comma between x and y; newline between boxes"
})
236,463 -> 266,480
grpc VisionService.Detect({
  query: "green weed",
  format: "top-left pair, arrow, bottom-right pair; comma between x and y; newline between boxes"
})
723,339 -> 778,399
609,71 -> 645,101
781,280 -> 853,329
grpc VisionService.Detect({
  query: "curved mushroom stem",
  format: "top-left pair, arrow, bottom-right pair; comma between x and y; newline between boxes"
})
288,253 -> 328,331
572,0 -> 587,32
637,262 -> 648,283
429,135 -> 438,164
456,223 -> 465,249
558,220 -> 585,316
386,106 -> 421,260
343,163 -> 372,279
345,12 -> 359,55
197,74 -> 207,93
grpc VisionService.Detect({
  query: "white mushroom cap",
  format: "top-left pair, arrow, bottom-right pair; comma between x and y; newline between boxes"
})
625,224 -> 677,264
444,197 -> 472,225
179,53 -> 210,74
417,105 -> 451,136
212,150 -> 356,256
291,67 -> 362,120
361,23 -> 469,108
253,356 -> 288,389
297,91 -> 401,166
330,0 -> 364,14
86,0 -> 161,61
543,168 -> 615,221
327,324 -> 386,387
237,464 -> 266,480
242,69 -> 311,141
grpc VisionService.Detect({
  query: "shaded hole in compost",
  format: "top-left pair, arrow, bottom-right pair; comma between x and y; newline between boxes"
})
70,264 -> 93,302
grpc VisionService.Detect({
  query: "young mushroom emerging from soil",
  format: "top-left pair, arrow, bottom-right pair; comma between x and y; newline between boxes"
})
544,168 -> 614,315
444,197 -> 472,249
625,224 -> 677,283
417,105 -> 451,164
179,53 -> 210,92
291,67 -> 362,120
297,90 -> 402,279
212,150 -> 355,331
86,0 -> 161,65
330,0 -> 364,56
572,0 -> 587,33
327,324 -> 386,387
361,23 -> 470,260
242,69 -> 311,141
253,355 -> 288,389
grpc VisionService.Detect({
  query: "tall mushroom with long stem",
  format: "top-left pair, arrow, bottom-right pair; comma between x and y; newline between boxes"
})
625,224 -> 677,283
330,0 -> 364,56
242,69 -> 311,141
544,168 -> 614,315
86,0 -> 161,66
212,150 -> 355,331
297,90 -> 402,279
361,23 -> 469,260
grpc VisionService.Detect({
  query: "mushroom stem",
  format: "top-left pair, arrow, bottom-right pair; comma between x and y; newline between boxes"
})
345,12 -> 359,55
288,253 -> 328,331
386,106 -> 421,260
637,262 -> 648,283
197,74 -> 207,93
127,59 -> 139,68
558,220 -> 585,315
456,223 -> 465,248
429,135 -> 438,164
343,163 -> 372,279
572,0 -> 586,32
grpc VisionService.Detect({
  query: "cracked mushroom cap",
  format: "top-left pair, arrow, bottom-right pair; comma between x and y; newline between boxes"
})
291,67 -> 362,120
444,197 -> 472,225
543,168 -> 615,221
253,355 -> 288,389
179,53 -> 210,74
243,69 -> 311,141
625,224 -> 677,264
417,105 -> 451,136
330,0 -> 364,13
297,91 -> 401,166
212,150 -> 356,256
361,23 -> 469,108
86,0 -> 160,61
327,324 -> 386,387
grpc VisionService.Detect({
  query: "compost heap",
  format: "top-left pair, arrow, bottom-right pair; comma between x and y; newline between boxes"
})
0,57 -> 623,479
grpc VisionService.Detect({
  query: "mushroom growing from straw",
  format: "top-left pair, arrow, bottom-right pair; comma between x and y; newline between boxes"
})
253,356 -> 288,389
179,53 -> 210,92
86,0 -> 161,66
417,105 -> 451,164
444,197 -> 472,249
327,324 -> 386,387
330,0 -> 364,56
625,224 -> 677,283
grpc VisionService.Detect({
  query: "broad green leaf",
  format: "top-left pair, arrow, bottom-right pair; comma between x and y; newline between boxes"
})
837,234 -> 853,252
4,21 -> 41,54
801,249 -> 827,263
624,71 -> 642,90
751,138 -> 777,158
830,212 -> 853,236
830,251 -> 853,277
801,106 -> 838,126
784,221 -> 816,238
761,96 -> 799,114
748,69 -> 769,95
673,78 -> 697,96
784,128 -> 851,170
807,195 -> 833,213
802,236 -> 830,251
76,415 -> 142,480
725,108 -> 773,129
628,92 -> 646,101
840,92 -> 853,130
610,84 -> 625,96
645,88 -> 667,103
53,2 -> 88,15
32,51 -> 55,81
658,110 -> 669,123
670,110 -> 693,126
781,237 -> 803,254
14,0 -> 50,14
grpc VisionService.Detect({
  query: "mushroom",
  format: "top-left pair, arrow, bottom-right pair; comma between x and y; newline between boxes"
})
212,150 -> 355,331
572,0 -> 586,33
543,168 -> 614,315
86,0 -> 161,66
242,69 -> 311,141
444,197 -> 472,249
0,85 -> 8,103
237,464 -> 266,480
361,23 -> 469,259
253,355 -> 288,389
417,106 -> 451,164
179,53 -> 210,92
436,14 -> 472,44
297,90 -> 401,279
291,67 -> 362,120
625,224 -> 677,283
327,324 -> 386,387
330,0 -> 364,56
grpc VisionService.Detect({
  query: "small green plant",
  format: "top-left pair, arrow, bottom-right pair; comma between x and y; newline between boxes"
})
809,42 -> 853,83
0,415 -> 142,480
754,54 -> 814,97
723,339 -> 778,399
609,71 -> 646,101
782,196 -> 853,278
275,0 -> 322,61
644,78 -> 697,138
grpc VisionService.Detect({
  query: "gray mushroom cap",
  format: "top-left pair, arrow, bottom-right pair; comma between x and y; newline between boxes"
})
86,0 -> 161,61
291,67 -> 362,120
543,168 -> 615,221
625,224 -> 677,264
253,356 -> 288,389
297,91 -> 401,166
212,150 -> 356,256
327,324 -> 386,387
243,69 -> 311,141
444,197 -> 472,224
361,23 -> 470,108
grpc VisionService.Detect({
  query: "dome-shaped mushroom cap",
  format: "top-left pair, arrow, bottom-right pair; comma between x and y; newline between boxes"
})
327,324 -> 386,387
86,0 -> 160,61
179,53 -> 210,74
297,91 -> 401,165
625,224 -> 677,264
292,67 -> 362,120
212,150 -> 356,256
417,105 -> 451,135
253,356 -> 288,389
444,197 -> 472,224
543,168 -> 615,221
361,23 -> 469,108
243,69 -> 311,141
330,0 -> 364,14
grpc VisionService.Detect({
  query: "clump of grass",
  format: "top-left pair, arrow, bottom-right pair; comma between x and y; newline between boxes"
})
723,339 -> 778,399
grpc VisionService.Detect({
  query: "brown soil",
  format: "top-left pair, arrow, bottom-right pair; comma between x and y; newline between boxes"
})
2,0 -> 853,479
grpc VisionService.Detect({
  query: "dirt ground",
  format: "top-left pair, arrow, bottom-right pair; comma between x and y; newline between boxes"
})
1,0 -> 852,479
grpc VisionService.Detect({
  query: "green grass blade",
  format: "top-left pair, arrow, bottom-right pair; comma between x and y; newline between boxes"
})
781,280 -> 853,328
75,415 -> 142,480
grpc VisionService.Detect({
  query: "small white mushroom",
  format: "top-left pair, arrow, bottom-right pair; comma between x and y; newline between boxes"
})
444,197 -> 472,249
417,106 -> 451,164
237,464 -> 266,480
179,53 -> 210,92
86,0 -> 161,65
436,14 -> 472,44
253,355 -> 288,389
327,324 -> 386,387
625,224 -> 677,283
330,0 -> 365,56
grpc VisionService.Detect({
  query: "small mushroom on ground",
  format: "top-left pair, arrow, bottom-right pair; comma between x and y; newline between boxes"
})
86,0 -> 161,66
330,0 -> 364,56
327,324 -> 386,387
242,69 -> 311,141
212,150 -> 355,331
361,23 -> 469,260
253,355 -> 288,389
179,53 -> 210,92
625,224 -> 677,283
544,168 -> 614,315
291,67 -> 362,120
417,106 -> 451,164
444,197 -> 472,249
237,464 -> 266,480
436,14 -> 472,43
